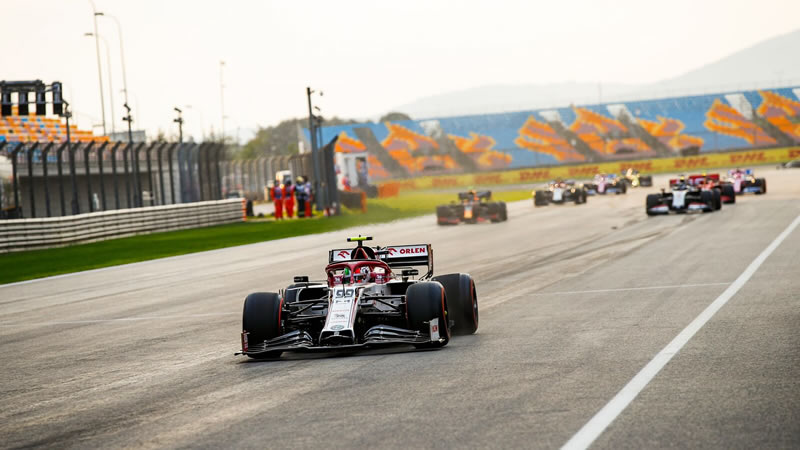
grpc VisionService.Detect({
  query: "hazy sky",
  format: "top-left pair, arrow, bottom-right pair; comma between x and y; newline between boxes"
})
3,0 -> 799,142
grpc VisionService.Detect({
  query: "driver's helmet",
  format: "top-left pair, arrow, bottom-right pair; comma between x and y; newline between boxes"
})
354,266 -> 370,283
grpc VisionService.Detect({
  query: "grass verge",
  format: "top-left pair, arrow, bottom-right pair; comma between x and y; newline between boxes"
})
0,190 -> 532,284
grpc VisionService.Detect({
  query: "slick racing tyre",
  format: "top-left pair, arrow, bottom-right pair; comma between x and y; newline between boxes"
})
432,273 -> 478,335
490,202 -> 508,222
242,292 -> 283,358
407,282 -> 450,348
646,194 -> 664,216
721,184 -> 736,204
712,188 -> 722,210
533,191 -> 548,207
756,178 -> 767,194
701,190 -> 715,212
436,206 -> 457,225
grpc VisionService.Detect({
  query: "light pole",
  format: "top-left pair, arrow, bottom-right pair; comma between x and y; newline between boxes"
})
174,107 -> 183,144
98,13 -> 130,120
123,102 -> 138,207
84,32 -> 115,134
219,60 -> 226,143
88,0 -> 107,135
306,87 -> 327,212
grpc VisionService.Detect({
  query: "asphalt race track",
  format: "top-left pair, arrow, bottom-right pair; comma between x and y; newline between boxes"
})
1,167 -> 798,449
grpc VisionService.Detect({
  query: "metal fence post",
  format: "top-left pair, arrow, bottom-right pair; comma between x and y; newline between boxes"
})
95,142 -> 108,211
145,143 -> 155,206
56,143 -> 67,216
10,145 -> 23,217
205,144 -> 213,201
26,142 -> 39,218
109,142 -> 121,210
122,143 -> 131,208
83,142 -> 95,212
167,143 -> 177,204
68,142 -> 79,214
133,143 -> 145,207
196,143 -> 207,201
215,144 -> 223,200
155,142 -> 167,205
41,142 -> 54,217
131,141 -> 140,207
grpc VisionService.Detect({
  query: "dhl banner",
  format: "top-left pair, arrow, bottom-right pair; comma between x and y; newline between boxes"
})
377,147 -> 800,196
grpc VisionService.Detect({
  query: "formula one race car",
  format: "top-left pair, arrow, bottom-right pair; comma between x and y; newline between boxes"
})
237,236 -> 479,359
620,168 -> 653,187
436,190 -> 507,225
685,173 -> 734,205
645,176 -> 718,215
725,169 -> 766,195
533,180 -> 587,206
584,173 -> 627,195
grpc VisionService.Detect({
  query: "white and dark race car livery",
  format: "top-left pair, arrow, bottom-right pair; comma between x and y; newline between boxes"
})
645,178 -> 718,215
533,180 -> 588,206
237,236 -> 479,359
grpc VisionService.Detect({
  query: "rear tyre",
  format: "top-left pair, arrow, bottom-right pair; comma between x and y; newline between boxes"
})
721,184 -> 736,204
701,190 -> 714,212
407,282 -> 450,348
646,194 -> 663,216
242,292 -> 283,358
533,191 -> 548,207
499,202 -> 508,221
432,273 -> 478,335
436,206 -> 456,225
757,178 -> 767,194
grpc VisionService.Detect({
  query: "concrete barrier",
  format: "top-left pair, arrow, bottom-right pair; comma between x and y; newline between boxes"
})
0,198 -> 245,253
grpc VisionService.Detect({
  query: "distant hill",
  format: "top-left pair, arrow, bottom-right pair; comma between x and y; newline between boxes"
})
643,28 -> 800,94
390,29 -> 800,119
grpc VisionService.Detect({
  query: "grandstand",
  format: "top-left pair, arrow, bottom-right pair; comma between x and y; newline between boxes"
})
307,85 -> 800,179
0,106 -> 108,144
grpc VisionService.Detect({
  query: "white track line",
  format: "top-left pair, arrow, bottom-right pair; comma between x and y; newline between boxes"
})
561,212 -> 800,450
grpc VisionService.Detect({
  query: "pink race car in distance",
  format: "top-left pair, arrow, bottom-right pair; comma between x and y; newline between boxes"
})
725,169 -> 767,196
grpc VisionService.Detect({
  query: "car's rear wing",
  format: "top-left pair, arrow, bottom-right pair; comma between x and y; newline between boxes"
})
328,244 -> 433,279
670,173 -> 720,186
458,191 -> 492,201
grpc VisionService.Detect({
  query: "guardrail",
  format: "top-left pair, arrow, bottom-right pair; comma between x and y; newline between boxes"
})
0,198 -> 246,253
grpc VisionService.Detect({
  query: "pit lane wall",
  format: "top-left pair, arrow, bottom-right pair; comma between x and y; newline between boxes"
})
0,198 -> 245,253
376,147 -> 800,196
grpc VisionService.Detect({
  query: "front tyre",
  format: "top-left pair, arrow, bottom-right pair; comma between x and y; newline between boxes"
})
242,292 -> 283,358
407,282 -> 450,348
432,273 -> 478,335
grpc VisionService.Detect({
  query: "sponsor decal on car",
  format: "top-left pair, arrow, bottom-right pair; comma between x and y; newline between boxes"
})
429,318 -> 440,341
385,245 -> 429,256
323,286 -> 358,333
